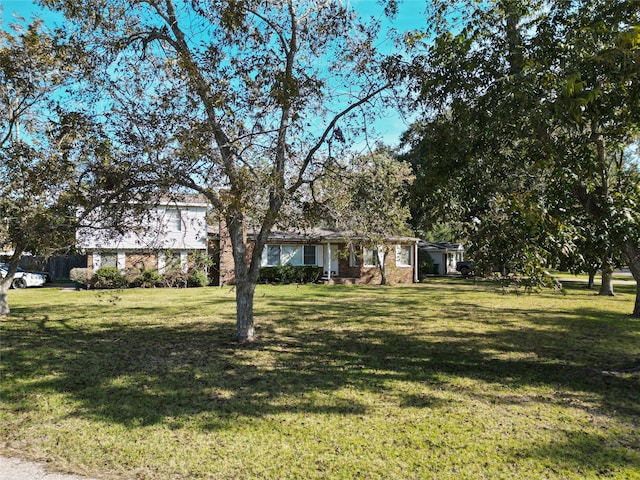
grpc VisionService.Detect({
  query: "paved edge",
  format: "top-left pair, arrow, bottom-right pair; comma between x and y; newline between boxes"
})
0,456 -> 98,480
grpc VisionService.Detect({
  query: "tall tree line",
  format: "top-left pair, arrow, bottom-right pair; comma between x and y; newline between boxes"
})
401,0 -> 640,314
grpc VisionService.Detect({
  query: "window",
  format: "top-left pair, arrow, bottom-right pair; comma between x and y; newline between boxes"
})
282,246 -> 302,266
166,209 -> 182,232
100,252 -> 117,268
303,245 -> 316,265
363,247 -> 378,267
349,246 -> 361,267
396,245 -> 412,267
266,245 -> 312,266
267,245 -> 281,266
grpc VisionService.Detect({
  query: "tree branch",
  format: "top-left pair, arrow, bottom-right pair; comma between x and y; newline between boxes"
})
288,82 -> 391,194
245,6 -> 290,56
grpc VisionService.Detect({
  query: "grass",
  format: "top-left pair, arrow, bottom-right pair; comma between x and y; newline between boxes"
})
1,279 -> 639,479
549,269 -> 637,283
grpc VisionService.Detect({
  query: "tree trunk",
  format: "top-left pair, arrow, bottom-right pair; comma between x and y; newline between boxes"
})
379,269 -> 387,286
505,5 -> 524,76
599,259 -> 615,296
633,281 -> 640,318
0,253 -> 22,316
377,250 -> 388,286
0,281 -> 10,316
225,207 -> 270,343
623,240 -> 640,317
224,210 -> 256,342
587,269 -> 596,289
235,278 -> 256,342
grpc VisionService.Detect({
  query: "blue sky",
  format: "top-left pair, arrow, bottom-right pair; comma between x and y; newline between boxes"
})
2,0 -> 428,33
1,0 -> 428,146
1,0 -> 62,24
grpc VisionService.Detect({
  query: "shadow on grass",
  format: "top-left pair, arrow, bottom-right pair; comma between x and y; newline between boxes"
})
2,282 -> 639,473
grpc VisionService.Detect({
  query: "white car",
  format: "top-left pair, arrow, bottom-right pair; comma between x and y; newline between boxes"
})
0,263 -> 47,289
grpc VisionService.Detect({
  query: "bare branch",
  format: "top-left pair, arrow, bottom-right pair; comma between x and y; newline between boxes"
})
244,6 -> 290,56
288,82 -> 391,194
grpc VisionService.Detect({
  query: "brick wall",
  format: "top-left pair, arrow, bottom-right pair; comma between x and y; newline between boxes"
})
353,261 -> 414,285
333,243 -> 415,285
218,218 -> 241,285
124,252 -> 159,271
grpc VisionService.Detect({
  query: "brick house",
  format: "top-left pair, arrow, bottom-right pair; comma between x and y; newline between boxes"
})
210,222 -> 420,285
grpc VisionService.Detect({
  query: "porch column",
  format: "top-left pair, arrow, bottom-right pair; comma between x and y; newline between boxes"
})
327,243 -> 332,281
117,252 -> 126,271
414,242 -> 419,283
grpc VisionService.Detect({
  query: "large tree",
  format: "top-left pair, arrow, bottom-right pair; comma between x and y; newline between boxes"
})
1,20 -> 87,315
0,18 -> 156,316
402,0 -> 640,310
401,0 -> 564,280
43,0 -> 393,341
536,0 -> 640,296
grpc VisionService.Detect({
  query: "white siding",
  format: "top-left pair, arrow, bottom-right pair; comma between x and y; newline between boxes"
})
78,204 -> 208,251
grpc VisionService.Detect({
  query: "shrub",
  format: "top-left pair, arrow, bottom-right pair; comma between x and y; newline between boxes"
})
187,251 -> 213,272
259,265 -> 321,284
161,269 -> 189,288
129,269 -> 162,288
92,267 -> 128,289
187,270 -> 209,288
70,268 -> 92,288
417,251 -> 436,279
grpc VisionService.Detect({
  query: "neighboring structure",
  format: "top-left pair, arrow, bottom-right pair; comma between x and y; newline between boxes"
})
77,196 -> 208,273
209,223 -> 420,285
419,241 -> 466,276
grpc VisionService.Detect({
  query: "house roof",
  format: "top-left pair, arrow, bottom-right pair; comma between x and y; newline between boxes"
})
418,240 -> 465,252
208,225 -> 420,244
111,193 -> 208,209
156,193 -> 208,208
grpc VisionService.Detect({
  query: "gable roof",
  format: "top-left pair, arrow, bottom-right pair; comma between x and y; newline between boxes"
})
156,193 -> 208,208
208,225 -> 420,244
418,240 -> 465,252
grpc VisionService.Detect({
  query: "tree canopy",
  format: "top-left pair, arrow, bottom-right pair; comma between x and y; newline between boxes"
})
4,0 -> 639,323
0,18 -> 159,316
401,0 -> 640,311
41,0 -> 395,340
1,20 -> 94,314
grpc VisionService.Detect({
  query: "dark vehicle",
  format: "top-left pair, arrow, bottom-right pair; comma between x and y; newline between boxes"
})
456,261 -> 474,277
456,261 -> 514,277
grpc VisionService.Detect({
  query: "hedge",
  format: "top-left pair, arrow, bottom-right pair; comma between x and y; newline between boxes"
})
92,267 -> 129,289
258,265 -> 322,284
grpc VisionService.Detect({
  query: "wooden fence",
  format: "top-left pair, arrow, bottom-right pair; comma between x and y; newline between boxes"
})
1,254 -> 87,281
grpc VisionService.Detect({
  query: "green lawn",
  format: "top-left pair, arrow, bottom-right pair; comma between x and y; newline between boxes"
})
1,280 -> 639,479
549,270 -> 637,283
